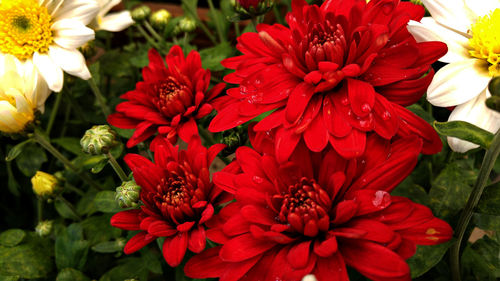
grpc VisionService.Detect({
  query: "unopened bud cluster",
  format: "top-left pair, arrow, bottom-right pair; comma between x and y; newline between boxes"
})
233,0 -> 274,19
115,180 -> 141,208
80,125 -> 118,155
486,77 -> 500,112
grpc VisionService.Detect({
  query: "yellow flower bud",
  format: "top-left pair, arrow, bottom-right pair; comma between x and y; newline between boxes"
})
31,171 -> 59,197
149,9 -> 171,29
35,220 -> 53,236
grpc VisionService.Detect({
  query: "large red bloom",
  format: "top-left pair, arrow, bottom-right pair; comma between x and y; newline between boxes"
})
184,132 -> 452,281
108,45 -> 225,148
209,0 -> 445,161
110,139 -> 231,267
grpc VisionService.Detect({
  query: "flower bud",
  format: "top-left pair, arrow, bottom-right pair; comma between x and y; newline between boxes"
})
80,125 -> 118,155
149,9 -> 171,29
234,0 -> 274,18
486,96 -> 500,113
488,76 -> 500,97
131,5 -> 151,22
32,171 -> 60,198
178,17 -> 196,33
220,125 -> 248,157
35,220 -> 53,236
115,181 -> 141,208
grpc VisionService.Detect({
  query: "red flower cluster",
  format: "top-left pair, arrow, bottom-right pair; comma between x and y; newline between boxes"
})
209,0 -> 445,161
110,139 -> 230,267
184,133 -> 452,281
108,46 -> 225,148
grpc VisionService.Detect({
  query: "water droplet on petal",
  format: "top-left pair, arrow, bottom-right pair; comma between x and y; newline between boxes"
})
382,111 -> 391,120
341,97 -> 350,105
361,103 -> 371,112
372,190 -> 390,208
252,176 -> 264,184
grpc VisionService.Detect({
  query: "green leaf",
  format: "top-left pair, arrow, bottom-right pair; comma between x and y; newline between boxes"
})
199,42 -> 234,71
91,240 -> 124,253
392,178 -> 430,206
56,268 -> 90,281
473,213 -> 500,232
52,138 -> 83,155
80,215 -> 121,245
76,188 -> 98,216
94,191 -> 121,213
0,238 -> 54,279
98,257 -> 149,281
55,224 -> 89,271
407,240 -> 454,278
182,0 -> 200,21
0,275 -> 19,281
5,140 -> 32,161
0,230 -> 25,247
407,104 -> 435,124
477,183 -> 500,215
433,121 -> 494,149
15,143 -> 47,177
55,198 -> 81,221
90,159 -> 108,174
462,236 -> 500,280
429,160 -> 477,219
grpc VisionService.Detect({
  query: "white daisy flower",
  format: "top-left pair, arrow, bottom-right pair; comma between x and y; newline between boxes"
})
407,0 -> 500,152
0,54 -> 50,134
90,0 -> 134,32
0,0 -> 100,92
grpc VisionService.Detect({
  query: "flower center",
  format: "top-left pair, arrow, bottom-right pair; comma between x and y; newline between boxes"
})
279,178 -> 330,237
154,77 -> 193,118
469,8 -> 500,76
0,0 -> 53,60
154,172 -> 200,224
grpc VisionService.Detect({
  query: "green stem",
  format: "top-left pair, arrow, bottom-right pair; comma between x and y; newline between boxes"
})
273,4 -> 285,25
46,92 -> 63,135
106,152 -> 128,182
57,195 -> 81,221
37,199 -> 43,223
450,128 -> 500,281
87,77 -> 111,117
33,129 -> 102,190
65,183 -> 85,196
234,22 -> 241,38
207,0 -> 226,43
251,16 -> 258,32
143,21 -> 165,44
182,3 -> 217,44
136,25 -> 163,51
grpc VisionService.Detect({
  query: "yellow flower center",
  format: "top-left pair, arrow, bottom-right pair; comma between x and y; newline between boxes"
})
469,8 -> 500,76
0,0 -> 53,60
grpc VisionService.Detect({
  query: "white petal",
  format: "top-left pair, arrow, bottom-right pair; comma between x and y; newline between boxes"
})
52,19 -> 95,49
33,52 -> 64,92
98,11 -> 134,32
427,59 -> 490,107
53,0 -> 100,25
43,0 -> 64,15
0,101 -> 24,132
447,90 -> 500,152
463,0 -> 500,18
8,88 -> 32,114
100,0 -> 121,17
48,46 -> 91,80
421,0 -> 472,35
407,18 -> 470,63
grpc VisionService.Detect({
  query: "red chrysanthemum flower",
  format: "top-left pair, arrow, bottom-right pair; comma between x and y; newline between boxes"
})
110,139 -> 231,267
108,45 -> 225,148
209,0 -> 446,161
184,132 -> 452,281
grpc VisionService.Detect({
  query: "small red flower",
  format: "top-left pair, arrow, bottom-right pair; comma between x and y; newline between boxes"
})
110,139 -> 231,267
184,133 -> 452,280
209,0 -> 445,161
237,0 -> 262,9
108,45 -> 225,148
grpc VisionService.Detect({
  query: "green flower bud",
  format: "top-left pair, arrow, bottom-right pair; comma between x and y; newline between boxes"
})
488,76 -> 500,97
116,181 -> 141,208
220,125 -> 248,157
32,171 -> 60,198
131,5 -> 151,22
35,220 -> 53,236
149,9 -> 171,29
486,96 -> 500,113
178,17 -> 196,33
80,125 -> 118,155
233,0 -> 274,20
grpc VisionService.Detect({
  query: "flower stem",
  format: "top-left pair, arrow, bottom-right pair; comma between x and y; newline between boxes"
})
207,0 -> 226,43
37,199 -> 43,223
143,21 -> 165,44
57,195 -> 81,221
450,128 -> 500,281
88,77 -> 111,117
136,25 -> 164,52
33,129 -> 102,190
46,91 -> 63,136
106,152 -> 128,182
64,183 -> 85,196
182,3 -> 217,44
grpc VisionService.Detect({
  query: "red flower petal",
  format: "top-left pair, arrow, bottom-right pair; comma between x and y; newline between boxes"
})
110,210 -> 142,230
163,232 -> 189,267
220,233 -> 277,262
313,254 -> 349,281
188,225 -> 207,253
124,231 -> 156,254
184,246 -> 226,278
329,129 -> 366,159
